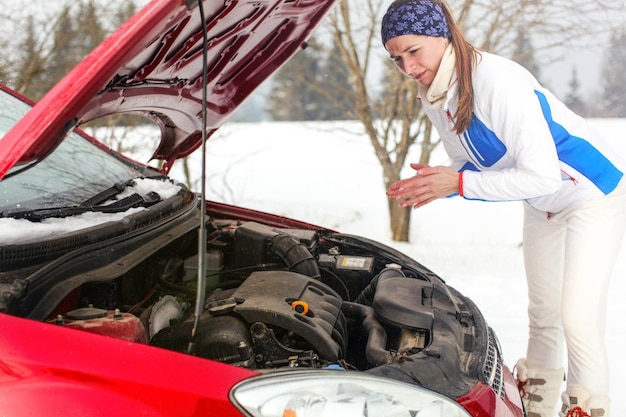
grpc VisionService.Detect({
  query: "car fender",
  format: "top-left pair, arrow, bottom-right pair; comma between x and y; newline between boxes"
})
0,313 -> 257,417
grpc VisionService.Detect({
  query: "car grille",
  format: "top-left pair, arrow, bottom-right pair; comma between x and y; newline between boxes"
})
482,327 -> 505,400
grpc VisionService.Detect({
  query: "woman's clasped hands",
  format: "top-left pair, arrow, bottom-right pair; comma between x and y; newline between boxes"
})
386,163 -> 460,209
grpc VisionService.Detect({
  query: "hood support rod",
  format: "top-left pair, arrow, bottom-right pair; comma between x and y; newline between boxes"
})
188,0 -> 209,355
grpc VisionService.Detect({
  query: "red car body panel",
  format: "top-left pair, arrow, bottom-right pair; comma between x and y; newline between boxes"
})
206,200 -> 331,231
0,0 -> 335,178
0,313 -> 257,417
0,309 -> 524,417
458,372 -> 524,417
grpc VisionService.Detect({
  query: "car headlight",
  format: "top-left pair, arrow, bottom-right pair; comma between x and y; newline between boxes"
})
230,370 -> 472,417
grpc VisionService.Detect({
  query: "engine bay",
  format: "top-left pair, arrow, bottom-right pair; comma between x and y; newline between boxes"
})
56,220 -> 440,365
20,212 -> 503,399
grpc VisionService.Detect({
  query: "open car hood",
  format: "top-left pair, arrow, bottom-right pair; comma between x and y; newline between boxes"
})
0,0 -> 336,179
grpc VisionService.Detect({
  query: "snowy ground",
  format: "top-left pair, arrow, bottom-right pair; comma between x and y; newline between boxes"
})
157,118 -> 626,415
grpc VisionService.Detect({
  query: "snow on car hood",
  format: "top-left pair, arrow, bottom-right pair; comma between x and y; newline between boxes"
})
0,0 -> 337,179
3,178 -> 181,244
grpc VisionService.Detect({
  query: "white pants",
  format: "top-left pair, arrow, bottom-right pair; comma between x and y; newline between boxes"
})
523,180 -> 626,397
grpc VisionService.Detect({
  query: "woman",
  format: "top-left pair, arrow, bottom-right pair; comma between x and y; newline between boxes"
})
382,1 -> 626,416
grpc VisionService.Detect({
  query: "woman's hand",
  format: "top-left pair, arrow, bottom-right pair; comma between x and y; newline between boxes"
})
386,163 -> 460,209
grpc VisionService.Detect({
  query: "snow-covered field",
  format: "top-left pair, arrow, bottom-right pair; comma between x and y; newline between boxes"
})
162,118 -> 626,415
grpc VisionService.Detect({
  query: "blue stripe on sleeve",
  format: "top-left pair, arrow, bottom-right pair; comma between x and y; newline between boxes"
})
463,114 -> 507,167
534,91 -> 622,194
460,161 -> 479,172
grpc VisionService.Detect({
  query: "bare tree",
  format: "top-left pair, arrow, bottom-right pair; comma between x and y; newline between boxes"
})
327,0 -> 420,241
326,0 -> 626,242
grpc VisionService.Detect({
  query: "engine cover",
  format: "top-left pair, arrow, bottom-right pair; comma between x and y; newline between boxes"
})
150,270 -> 347,368
232,271 -> 346,362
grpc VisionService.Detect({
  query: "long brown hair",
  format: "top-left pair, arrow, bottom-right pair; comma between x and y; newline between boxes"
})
435,0 -> 479,135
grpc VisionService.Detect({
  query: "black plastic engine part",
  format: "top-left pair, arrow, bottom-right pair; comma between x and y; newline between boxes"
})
151,314 -> 254,366
232,270 -> 346,361
372,273 -> 434,331
366,285 -> 501,400
233,222 -> 320,279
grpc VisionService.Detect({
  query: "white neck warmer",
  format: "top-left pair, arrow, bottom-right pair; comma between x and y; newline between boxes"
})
420,42 -> 456,109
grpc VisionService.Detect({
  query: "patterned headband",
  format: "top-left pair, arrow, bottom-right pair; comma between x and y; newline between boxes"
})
381,1 -> 451,45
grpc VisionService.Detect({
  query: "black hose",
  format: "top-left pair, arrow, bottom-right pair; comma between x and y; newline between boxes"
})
354,267 -> 406,305
342,301 -> 393,367
270,233 -> 321,279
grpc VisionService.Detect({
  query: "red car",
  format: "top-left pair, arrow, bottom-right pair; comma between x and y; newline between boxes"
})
0,1 -> 524,416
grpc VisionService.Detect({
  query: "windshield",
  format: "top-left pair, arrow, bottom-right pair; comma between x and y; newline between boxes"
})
0,89 -> 146,213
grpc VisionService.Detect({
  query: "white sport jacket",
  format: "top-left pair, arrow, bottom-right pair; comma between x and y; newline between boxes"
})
422,51 -> 625,214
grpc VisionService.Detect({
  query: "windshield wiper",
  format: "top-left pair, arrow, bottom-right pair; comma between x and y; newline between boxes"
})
1,191 -> 161,222
80,179 -> 136,207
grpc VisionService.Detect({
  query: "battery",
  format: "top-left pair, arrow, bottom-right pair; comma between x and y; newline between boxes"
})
320,255 -> 374,300
337,255 -> 373,272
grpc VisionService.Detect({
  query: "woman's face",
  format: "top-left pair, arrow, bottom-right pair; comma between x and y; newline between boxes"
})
385,34 -> 449,87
